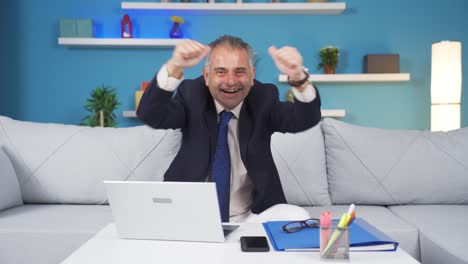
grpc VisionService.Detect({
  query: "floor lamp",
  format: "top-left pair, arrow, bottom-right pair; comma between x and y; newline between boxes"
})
431,41 -> 462,132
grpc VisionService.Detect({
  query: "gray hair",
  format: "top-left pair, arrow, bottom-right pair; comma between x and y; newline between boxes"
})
204,35 -> 254,73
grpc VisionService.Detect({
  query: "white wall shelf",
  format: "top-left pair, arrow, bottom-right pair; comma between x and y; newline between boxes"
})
123,110 -> 138,118
58,38 -> 184,48
321,109 -> 346,118
279,73 -> 411,83
123,109 -> 345,118
121,2 -> 346,15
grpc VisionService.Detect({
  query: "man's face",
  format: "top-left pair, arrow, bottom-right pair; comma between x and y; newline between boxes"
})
203,45 -> 255,110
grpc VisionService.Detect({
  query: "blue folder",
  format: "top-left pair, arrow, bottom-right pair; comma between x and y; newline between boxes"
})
263,218 -> 398,252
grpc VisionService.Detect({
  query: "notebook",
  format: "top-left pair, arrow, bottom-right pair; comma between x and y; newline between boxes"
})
263,218 -> 398,251
104,181 -> 239,243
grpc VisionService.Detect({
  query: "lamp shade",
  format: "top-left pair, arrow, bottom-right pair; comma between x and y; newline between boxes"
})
431,105 -> 460,132
431,41 -> 462,131
431,41 -> 462,104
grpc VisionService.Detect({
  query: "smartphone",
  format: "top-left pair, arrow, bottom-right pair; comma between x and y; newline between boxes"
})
240,236 -> 270,252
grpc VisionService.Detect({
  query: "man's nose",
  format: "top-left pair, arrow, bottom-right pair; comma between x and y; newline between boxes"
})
226,72 -> 237,85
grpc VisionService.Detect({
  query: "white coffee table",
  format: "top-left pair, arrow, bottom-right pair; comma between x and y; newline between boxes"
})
62,223 -> 420,264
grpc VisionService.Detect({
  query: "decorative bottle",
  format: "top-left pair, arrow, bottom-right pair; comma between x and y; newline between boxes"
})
169,16 -> 184,39
121,14 -> 133,38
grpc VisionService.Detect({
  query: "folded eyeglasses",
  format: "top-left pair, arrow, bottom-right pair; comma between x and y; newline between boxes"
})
282,218 -> 320,233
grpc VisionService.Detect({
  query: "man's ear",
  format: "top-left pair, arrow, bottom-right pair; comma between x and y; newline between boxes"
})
203,67 -> 209,86
250,67 -> 256,86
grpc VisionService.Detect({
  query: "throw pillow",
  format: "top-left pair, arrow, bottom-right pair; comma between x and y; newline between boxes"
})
0,115 -> 181,204
322,118 -> 468,205
272,123 -> 331,206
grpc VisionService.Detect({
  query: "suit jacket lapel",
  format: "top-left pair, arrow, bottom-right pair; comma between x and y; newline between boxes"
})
239,100 -> 252,166
204,98 -> 218,165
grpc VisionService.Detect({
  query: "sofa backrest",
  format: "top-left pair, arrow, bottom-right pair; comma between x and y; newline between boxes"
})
7,114 -> 467,207
0,115 -> 332,206
322,118 -> 468,205
0,116 -> 181,204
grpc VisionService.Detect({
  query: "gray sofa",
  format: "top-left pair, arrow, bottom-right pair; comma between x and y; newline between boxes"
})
1,115 -> 467,264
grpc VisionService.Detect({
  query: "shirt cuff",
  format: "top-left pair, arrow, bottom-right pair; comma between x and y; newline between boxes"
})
291,84 -> 317,102
156,64 -> 184,92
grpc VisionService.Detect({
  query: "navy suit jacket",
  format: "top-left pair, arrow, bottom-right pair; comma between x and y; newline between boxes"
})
137,76 -> 321,214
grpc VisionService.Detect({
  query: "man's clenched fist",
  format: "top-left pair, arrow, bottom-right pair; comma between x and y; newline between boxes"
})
167,39 -> 211,79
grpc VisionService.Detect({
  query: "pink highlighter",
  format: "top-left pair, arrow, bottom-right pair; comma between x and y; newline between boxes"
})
320,211 -> 332,250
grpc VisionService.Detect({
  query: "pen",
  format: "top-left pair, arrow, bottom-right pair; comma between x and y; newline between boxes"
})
346,204 -> 355,218
346,204 -> 356,225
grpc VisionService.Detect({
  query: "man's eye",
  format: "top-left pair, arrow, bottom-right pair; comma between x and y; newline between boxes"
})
216,70 -> 226,75
236,70 -> 246,75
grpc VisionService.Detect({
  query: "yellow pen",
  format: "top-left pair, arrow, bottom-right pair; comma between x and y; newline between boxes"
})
346,203 -> 356,225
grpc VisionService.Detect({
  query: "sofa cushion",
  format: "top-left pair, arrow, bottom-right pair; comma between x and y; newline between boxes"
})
389,205 -> 468,264
0,204 -> 113,264
303,205 -> 420,260
272,123 -> 331,206
0,146 -> 23,211
322,118 -> 468,205
0,115 -> 181,204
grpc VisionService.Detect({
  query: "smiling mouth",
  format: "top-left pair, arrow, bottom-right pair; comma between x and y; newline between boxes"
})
220,88 -> 241,94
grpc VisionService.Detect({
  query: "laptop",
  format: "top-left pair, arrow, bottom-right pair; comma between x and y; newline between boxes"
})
104,181 -> 239,243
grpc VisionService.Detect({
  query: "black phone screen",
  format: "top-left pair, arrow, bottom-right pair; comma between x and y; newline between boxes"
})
240,236 -> 270,252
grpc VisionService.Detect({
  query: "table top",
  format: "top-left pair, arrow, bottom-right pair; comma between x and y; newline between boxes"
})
62,223 -> 420,264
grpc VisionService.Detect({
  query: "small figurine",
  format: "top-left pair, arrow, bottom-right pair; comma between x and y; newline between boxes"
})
169,16 -> 185,39
121,14 -> 133,38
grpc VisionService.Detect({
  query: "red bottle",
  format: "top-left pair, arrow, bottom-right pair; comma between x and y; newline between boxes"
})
121,14 -> 132,38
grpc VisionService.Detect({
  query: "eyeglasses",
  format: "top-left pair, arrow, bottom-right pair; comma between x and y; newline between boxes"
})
282,218 -> 320,233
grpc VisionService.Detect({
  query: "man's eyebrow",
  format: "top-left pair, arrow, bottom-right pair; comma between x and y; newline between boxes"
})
213,67 -> 248,71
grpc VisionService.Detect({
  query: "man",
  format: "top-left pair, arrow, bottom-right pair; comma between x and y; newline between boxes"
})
137,35 -> 321,222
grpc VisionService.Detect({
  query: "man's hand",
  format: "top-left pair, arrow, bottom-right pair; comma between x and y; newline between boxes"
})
268,46 -> 308,91
166,40 -> 211,79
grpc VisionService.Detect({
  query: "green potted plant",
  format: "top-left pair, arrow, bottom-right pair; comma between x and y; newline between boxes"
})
81,85 -> 121,127
318,46 -> 340,74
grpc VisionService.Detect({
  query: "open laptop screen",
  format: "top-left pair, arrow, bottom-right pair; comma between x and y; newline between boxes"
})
104,181 -> 238,243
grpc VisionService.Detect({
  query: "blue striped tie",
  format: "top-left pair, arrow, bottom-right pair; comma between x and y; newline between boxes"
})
211,111 -> 233,222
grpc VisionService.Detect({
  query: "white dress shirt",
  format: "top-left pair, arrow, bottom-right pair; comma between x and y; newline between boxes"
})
156,65 -> 316,217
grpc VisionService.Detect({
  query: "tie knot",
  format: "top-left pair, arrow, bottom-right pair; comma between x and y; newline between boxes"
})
219,111 -> 233,127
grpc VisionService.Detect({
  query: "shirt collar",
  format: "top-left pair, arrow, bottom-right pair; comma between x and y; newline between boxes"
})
214,99 -> 243,119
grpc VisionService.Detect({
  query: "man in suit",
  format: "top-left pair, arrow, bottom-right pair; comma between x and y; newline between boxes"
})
137,35 -> 321,222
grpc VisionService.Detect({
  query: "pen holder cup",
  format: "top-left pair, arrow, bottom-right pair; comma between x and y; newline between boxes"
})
320,225 -> 350,261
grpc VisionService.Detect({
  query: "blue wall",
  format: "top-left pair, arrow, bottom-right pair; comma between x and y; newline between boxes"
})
1,0 -> 467,129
